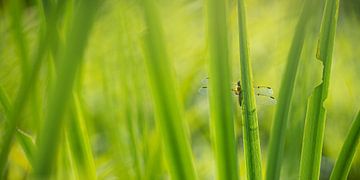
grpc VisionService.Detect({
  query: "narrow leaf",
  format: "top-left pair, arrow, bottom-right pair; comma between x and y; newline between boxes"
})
265,0 -> 317,179
299,0 -> 340,179
140,0 -> 197,179
66,93 -> 97,179
33,0 -> 99,177
16,129 -> 36,165
330,111 -> 360,180
207,0 -> 239,179
237,0 -> 261,179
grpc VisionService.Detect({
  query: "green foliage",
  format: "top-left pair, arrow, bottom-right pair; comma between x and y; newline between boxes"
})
140,0 -> 197,179
299,0 -> 340,179
1,0 -> 359,179
330,111 -> 360,180
206,0 -> 239,179
237,0 -> 262,179
265,0 -> 317,179
33,0 -> 99,177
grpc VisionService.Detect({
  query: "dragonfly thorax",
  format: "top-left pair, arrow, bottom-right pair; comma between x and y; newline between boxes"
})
234,81 -> 242,96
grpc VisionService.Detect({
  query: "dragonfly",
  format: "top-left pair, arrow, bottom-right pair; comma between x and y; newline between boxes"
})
199,78 -> 276,106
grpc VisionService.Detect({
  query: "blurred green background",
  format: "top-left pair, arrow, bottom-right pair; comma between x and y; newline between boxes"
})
0,0 -> 359,179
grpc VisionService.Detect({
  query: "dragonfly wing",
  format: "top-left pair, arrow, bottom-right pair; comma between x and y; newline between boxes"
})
254,86 -> 273,96
255,94 -> 277,105
198,77 -> 209,95
198,86 -> 208,95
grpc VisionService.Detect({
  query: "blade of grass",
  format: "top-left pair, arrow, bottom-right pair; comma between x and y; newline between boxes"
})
330,111 -> 360,180
144,132 -> 163,180
16,129 -> 36,165
0,85 -> 36,165
281,33 -> 322,179
0,0 -> 64,175
59,132 -> 77,179
0,85 -> 11,114
33,0 -> 99,177
9,0 -> 29,79
118,12 -> 144,179
265,0 -> 317,179
11,0 -> 43,134
124,89 -> 143,179
299,0 -> 340,179
237,0 -> 261,179
140,0 -> 197,179
206,0 -> 239,179
0,95 -> 36,180
66,93 -> 96,180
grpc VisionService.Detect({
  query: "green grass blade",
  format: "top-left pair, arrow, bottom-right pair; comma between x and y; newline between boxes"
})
1,83 -> 37,166
299,0 -> 340,179
117,20 -> 144,178
237,0 -> 262,179
1,85 -> 37,166
125,98 -> 143,179
16,129 -> 36,165
144,133 -> 163,180
66,93 -> 96,179
1,86 -> 37,169
206,0 -> 239,179
9,0 -> 30,79
0,1 -> 63,175
330,111 -> 360,180
265,0 -> 317,179
139,1 -> 197,179
33,0 -> 99,177
0,86 -> 11,114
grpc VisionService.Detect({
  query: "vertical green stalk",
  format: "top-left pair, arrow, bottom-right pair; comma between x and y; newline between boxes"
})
281,35 -> 319,179
206,0 -> 239,179
265,0 -> 316,179
11,0 -> 42,133
9,0 -> 29,79
33,0 -> 99,177
42,1 -> 95,177
118,51 -> 143,179
299,0 -> 339,179
140,0 -> 197,179
125,99 -> 142,179
237,0 -> 262,179
0,86 -> 36,165
118,11 -> 144,179
0,0 -> 65,175
330,111 -> 360,180
0,1 -> 47,176
66,93 -> 97,180
0,86 -> 11,115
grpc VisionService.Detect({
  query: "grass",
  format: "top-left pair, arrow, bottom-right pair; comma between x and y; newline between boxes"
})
1,0 -> 359,179
206,0 -> 239,179
237,0 -> 262,179
140,0 -> 197,179
33,0 -> 99,177
265,0 -> 317,179
0,0 -> 47,175
330,111 -> 360,180
66,93 -> 97,179
299,0 -> 340,179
